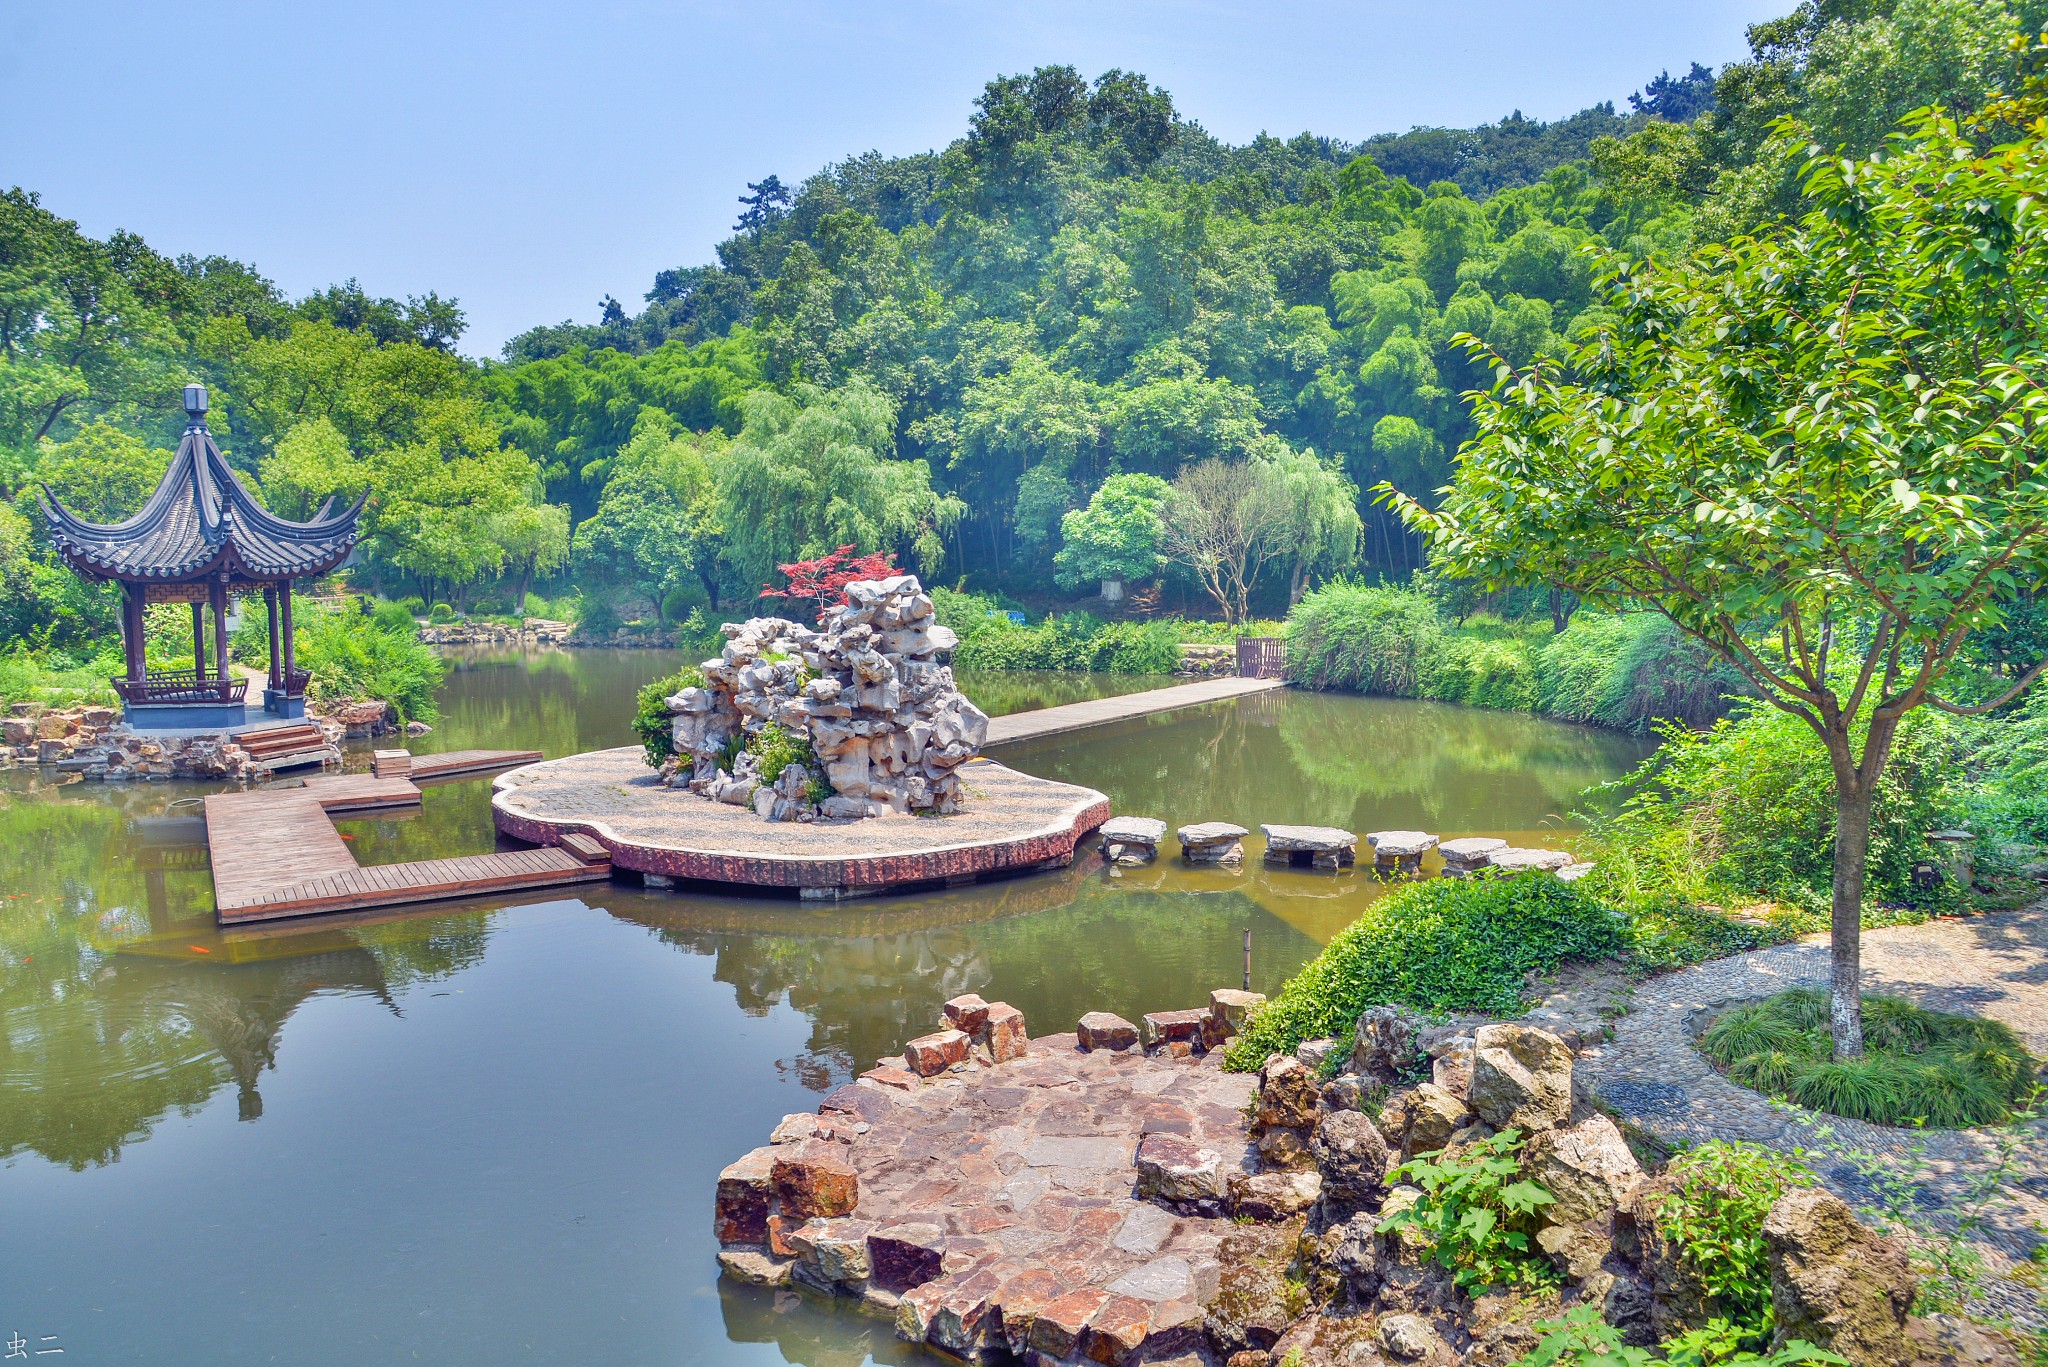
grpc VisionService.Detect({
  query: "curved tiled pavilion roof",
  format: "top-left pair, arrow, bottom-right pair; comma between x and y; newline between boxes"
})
38,396 -> 363,586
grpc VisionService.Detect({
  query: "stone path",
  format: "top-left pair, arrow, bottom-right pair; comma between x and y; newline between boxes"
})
1578,903 -> 2048,1303
982,676 -> 1286,746
716,1031 -> 1256,1363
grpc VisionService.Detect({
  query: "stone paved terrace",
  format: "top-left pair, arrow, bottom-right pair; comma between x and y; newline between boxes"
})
716,1031 -> 1256,1363
1578,902 -> 2048,1298
492,749 -> 1108,895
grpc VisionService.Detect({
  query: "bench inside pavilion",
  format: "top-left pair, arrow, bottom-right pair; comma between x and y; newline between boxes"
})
37,384 -> 364,731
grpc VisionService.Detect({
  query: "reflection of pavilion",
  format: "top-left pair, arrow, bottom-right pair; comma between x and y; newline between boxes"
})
173,949 -> 398,1121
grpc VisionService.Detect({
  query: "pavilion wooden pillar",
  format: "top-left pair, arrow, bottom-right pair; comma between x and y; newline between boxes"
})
280,580 -> 297,691
191,600 -> 207,676
121,586 -> 145,682
264,587 -> 282,690
209,576 -> 229,682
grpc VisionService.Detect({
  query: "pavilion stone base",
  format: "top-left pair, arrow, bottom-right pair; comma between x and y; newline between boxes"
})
122,700 -> 251,732
2,705 -> 339,781
261,688 -> 307,719
491,746 -> 1110,897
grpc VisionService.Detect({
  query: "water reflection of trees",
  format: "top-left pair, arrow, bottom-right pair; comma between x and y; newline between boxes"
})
0,787 -> 490,1168
608,867 -> 1319,1094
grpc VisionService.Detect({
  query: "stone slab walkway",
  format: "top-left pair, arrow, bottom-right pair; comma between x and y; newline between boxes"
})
717,1032 -> 1255,1362
1578,903 -> 2048,1294
982,676 -> 1285,746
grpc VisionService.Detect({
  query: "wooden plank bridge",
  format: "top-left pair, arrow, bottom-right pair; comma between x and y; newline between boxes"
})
204,755 -> 607,925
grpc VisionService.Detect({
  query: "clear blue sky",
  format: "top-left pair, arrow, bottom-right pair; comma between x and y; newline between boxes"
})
2,1 -> 1788,356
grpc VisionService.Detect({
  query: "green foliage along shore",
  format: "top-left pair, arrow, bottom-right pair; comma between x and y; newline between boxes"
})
1223,875 -> 1631,1069
1283,582 -> 1743,732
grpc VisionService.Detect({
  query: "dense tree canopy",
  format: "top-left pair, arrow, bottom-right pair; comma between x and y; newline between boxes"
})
5,0 -> 2041,636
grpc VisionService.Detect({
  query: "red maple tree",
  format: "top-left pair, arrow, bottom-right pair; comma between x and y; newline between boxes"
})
762,545 -> 903,623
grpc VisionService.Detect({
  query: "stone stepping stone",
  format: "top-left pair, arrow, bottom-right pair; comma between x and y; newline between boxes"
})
1437,836 -> 1508,877
1488,847 -> 1576,873
1366,830 -> 1438,875
1099,816 -> 1166,865
1176,821 -> 1247,868
1259,823 -> 1356,870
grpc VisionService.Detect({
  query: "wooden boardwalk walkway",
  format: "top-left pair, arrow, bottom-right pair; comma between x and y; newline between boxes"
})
373,748 -> 545,782
205,757 -> 605,925
983,675 -> 1286,746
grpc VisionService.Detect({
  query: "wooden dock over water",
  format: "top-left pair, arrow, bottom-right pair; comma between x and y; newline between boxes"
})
205,757 -> 606,925
983,675 -> 1286,746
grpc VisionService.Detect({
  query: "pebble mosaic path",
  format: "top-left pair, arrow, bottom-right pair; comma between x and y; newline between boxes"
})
1577,903 -> 2048,1315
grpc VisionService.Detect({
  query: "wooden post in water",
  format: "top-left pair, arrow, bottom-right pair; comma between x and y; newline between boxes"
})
1242,928 -> 1252,992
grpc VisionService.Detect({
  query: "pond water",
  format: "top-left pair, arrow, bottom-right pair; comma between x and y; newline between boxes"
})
0,649 -> 1649,1366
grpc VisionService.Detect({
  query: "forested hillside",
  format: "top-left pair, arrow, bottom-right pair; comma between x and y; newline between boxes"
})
3,0 -> 2038,650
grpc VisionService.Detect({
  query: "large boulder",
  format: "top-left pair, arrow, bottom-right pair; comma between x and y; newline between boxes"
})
1522,1116 -> 1642,1229
1352,1005 -> 1425,1083
1765,1189 -> 1915,1367
1310,1110 -> 1390,1214
1203,1221 -> 1309,1356
1468,1023 -> 1575,1133
1134,1132 -> 1229,1208
1256,1055 -> 1321,1131
1380,1082 -> 1473,1160
1611,1175 -> 1725,1338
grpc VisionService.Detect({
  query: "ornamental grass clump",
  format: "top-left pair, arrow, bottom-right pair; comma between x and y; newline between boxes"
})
1701,989 -> 2041,1127
1223,875 -> 1625,1070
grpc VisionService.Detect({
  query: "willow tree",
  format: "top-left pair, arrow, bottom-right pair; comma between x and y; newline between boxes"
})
1385,111 -> 2048,1060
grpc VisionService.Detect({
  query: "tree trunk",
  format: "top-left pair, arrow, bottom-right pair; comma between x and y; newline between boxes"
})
1828,772 -> 1875,1060
1550,587 -> 1567,635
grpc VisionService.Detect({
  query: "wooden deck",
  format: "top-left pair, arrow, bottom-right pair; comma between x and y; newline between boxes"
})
410,748 -> 545,781
205,758 -> 605,924
982,675 -> 1287,746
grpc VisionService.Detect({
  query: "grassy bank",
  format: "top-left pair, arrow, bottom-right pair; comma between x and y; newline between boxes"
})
933,588 -> 1281,675
1284,583 -> 1743,733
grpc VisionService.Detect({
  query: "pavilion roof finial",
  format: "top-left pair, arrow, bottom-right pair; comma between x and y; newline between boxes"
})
183,383 -> 208,432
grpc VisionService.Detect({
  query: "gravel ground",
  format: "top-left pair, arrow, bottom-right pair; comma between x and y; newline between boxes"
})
1578,903 -> 2048,1326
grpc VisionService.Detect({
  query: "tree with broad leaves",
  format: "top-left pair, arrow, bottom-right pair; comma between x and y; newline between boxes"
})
761,544 -> 903,624
1383,108 -> 2048,1062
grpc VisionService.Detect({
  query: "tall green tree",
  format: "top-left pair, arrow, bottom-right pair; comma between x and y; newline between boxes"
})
715,382 -> 964,591
1389,111 -> 2048,1059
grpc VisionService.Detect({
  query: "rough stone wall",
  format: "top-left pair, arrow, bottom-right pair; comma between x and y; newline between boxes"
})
665,576 -> 989,821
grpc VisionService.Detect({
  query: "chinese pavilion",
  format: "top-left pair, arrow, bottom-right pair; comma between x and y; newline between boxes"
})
38,384 -> 364,729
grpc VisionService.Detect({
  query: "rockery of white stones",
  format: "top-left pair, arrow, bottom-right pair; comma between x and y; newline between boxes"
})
662,575 -> 991,821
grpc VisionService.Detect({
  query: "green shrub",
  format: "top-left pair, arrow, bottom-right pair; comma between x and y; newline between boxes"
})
398,596 -> 426,616
427,602 -> 456,624
633,665 -> 705,766
293,603 -> 445,722
1700,990 -> 2041,1127
1651,1142 -> 1813,1342
1538,614 -> 1743,732
1513,1303 -> 1847,1367
578,597 -> 620,637
1224,876 -> 1626,1069
1380,1129 -> 1558,1292
1586,707 -> 1964,916
1421,631 -> 1539,711
371,600 -> 417,634
1286,582 -> 1443,694
747,721 -> 828,800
